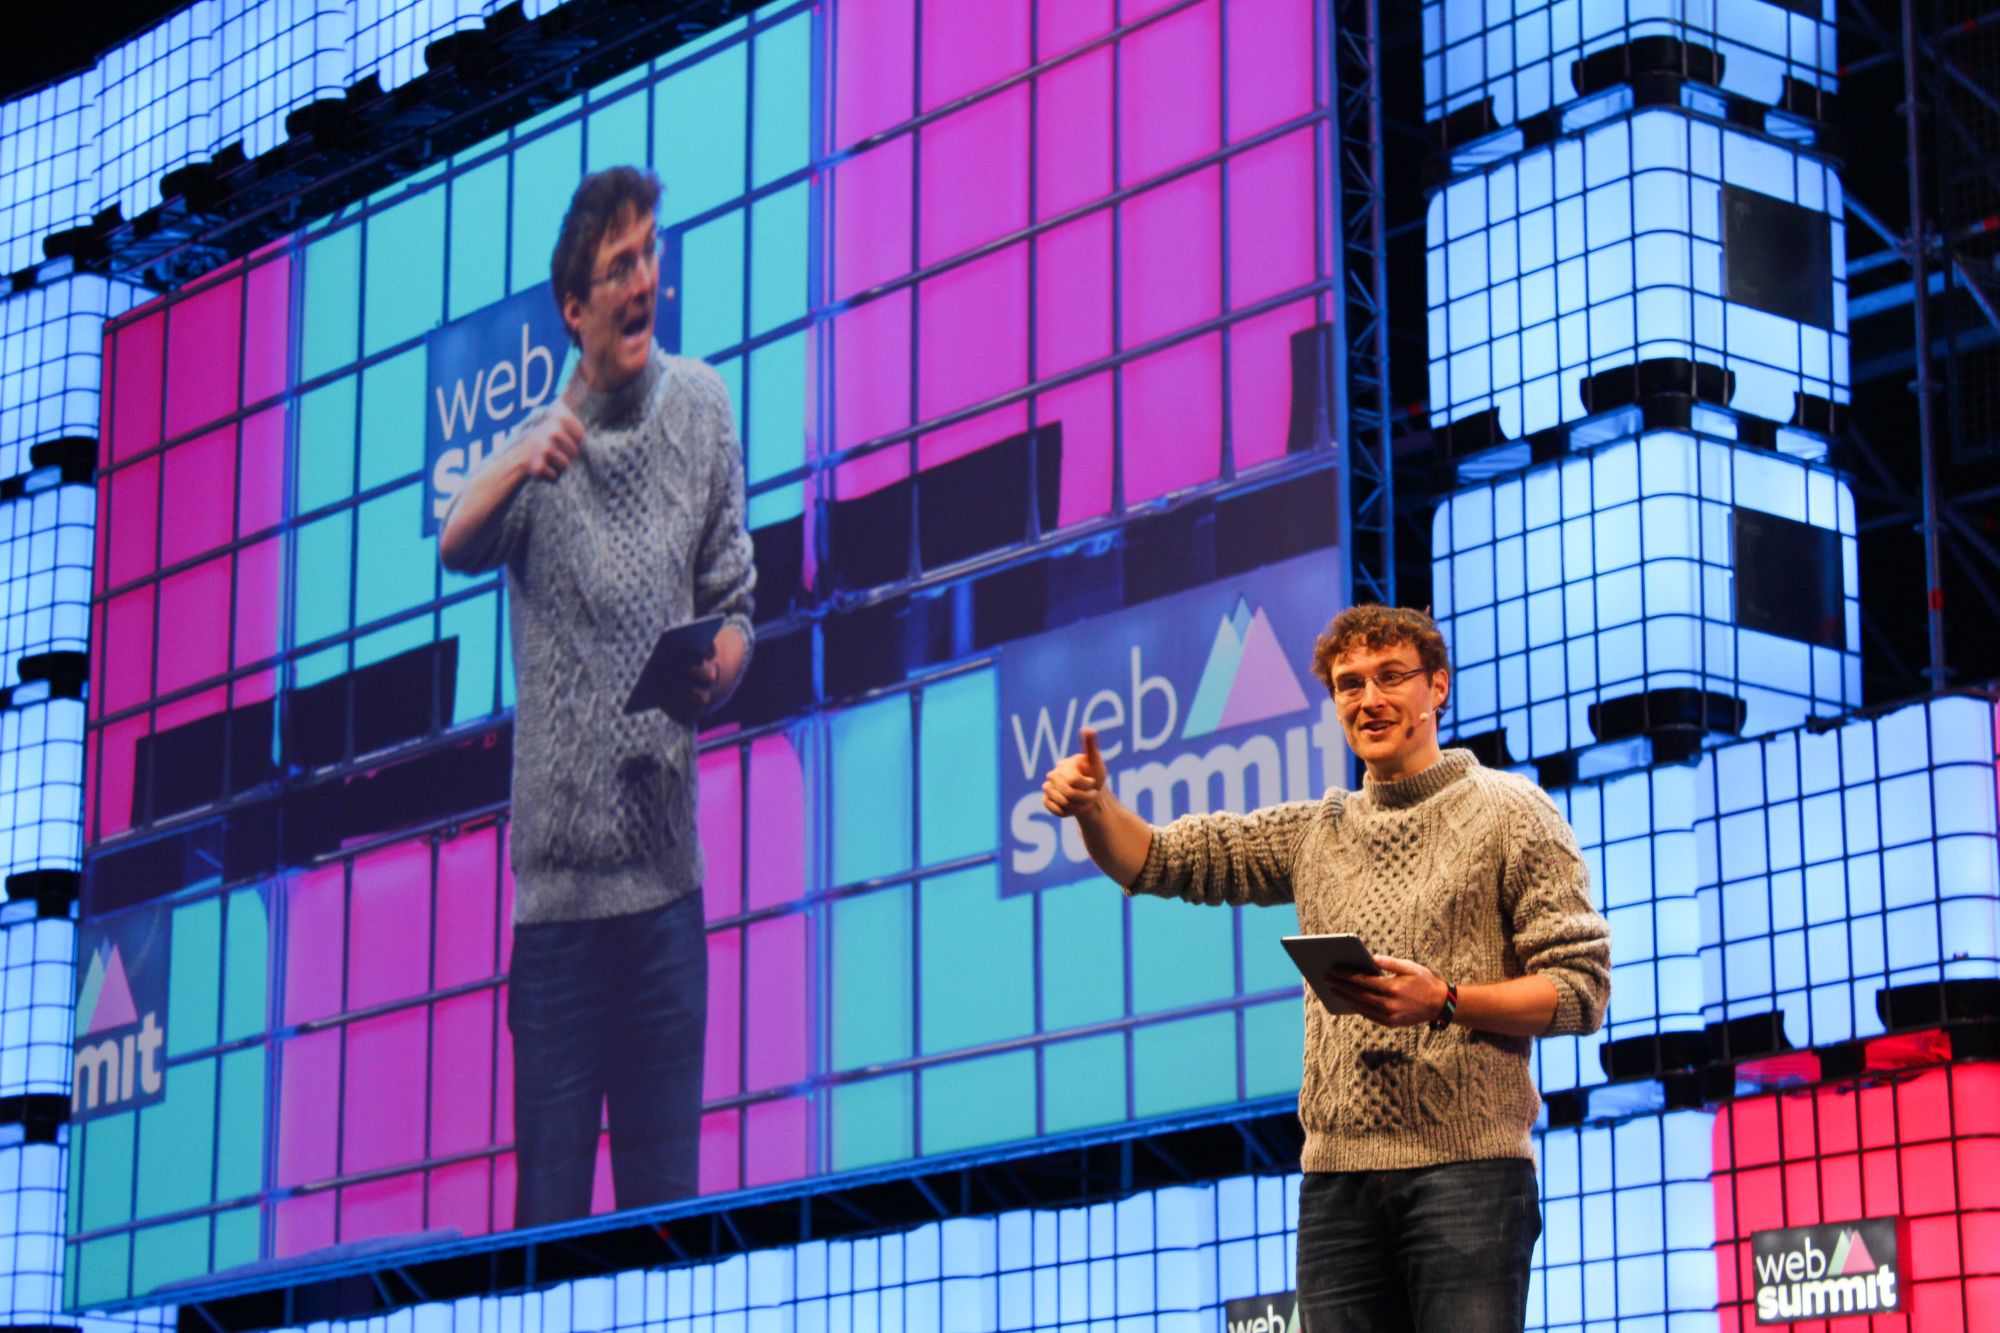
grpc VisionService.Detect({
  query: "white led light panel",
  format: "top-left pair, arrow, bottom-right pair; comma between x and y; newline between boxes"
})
1544,763 -> 1704,1080
0,0 -> 593,275
0,73 -> 102,277
0,700 -> 85,880
1695,695 -> 2000,1049
1530,1112 -> 1719,1332
1434,430 -> 1859,762
1423,0 -> 1836,129
0,276 -> 147,474
0,910 -> 77,1100
1427,108 -> 1848,442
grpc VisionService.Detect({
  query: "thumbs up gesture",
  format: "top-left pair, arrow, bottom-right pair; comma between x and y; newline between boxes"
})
1042,728 -> 1111,820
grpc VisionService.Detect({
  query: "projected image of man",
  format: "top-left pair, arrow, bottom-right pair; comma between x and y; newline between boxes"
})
440,166 -> 755,1226
1041,605 -> 1609,1333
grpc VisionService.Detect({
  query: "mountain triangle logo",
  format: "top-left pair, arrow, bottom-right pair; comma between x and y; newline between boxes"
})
1182,597 -> 1311,739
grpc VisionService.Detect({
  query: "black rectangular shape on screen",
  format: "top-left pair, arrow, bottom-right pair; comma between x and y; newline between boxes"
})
916,424 -> 1062,570
821,599 -> 911,700
708,624 -> 811,730
1287,323 -> 1335,452
85,820 -> 225,917
352,639 -> 456,756
285,640 -> 457,768
825,475 -> 910,591
135,712 -> 225,821
1721,185 -> 1833,327
750,516 -> 804,617
341,727 -> 510,840
286,672 -> 348,770
826,424 -> 1065,590
1732,506 -> 1845,649
1214,466 -> 1340,579
1764,0 -> 1820,15
133,700 -> 278,824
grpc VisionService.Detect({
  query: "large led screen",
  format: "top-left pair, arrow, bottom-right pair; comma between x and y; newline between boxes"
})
68,0 -> 1345,1306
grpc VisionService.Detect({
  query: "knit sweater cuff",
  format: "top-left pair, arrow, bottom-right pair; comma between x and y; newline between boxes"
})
1542,970 -> 1586,1037
1125,825 -> 1171,896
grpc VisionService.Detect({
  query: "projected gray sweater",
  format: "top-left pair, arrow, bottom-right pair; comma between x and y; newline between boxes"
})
1129,749 -> 1610,1172
451,349 -> 755,924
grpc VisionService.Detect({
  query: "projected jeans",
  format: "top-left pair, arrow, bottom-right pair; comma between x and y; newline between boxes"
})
1295,1158 -> 1542,1333
507,892 -> 708,1227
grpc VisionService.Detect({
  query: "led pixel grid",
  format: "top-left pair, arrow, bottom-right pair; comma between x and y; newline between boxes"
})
1539,762 -> 1703,1092
0,908 -> 78,1100
1434,430 -> 1859,762
74,0 -> 1337,1302
1695,695 -> 2000,1051
1712,1063 -> 2000,1331
0,701 -> 86,882
821,0 -> 1336,559
0,276 -> 146,478
1426,108 -> 1849,442
1422,0 -> 1837,131
0,78 -> 103,280
1530,1111 -> 1718,1331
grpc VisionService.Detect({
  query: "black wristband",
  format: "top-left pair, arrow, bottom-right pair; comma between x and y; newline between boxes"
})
1428,981 -> 1458,1032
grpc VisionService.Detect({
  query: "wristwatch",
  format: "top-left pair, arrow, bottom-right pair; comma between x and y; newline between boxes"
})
1428,981 -> 1459,1032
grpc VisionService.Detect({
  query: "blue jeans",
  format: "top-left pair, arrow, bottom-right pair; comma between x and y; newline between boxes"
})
1296,1158 -> 1542,1333
507,892 -> 707,1228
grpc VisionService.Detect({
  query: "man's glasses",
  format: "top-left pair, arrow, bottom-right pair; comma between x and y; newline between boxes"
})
1330,666 -> 1431,697
590,230 -> 664,292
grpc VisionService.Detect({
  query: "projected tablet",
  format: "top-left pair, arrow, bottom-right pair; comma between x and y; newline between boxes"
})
622,615 -> 726,715
1281,933 -> 1385,1016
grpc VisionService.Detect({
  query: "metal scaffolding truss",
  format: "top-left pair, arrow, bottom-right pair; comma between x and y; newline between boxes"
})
1840,0 -> 2000,687
1333,0 -> 1396,611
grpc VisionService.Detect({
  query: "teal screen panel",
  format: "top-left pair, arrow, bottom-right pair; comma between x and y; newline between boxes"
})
917,864 -> 1032,1054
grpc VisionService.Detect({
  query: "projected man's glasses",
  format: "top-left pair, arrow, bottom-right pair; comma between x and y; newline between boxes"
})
590,230 -> 664,291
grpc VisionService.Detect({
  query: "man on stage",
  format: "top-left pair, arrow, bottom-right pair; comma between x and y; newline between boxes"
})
440,166 -> 755,1225
1041,604 -> 1609,1332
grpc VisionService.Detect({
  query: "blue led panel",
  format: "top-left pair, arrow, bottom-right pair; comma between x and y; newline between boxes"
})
211,0 -> 351,161
1694,695 -> 2000,1049
0,74 -> 100,278
351,0 -> 491,97
1434,430 -> 1859,760
0,1135 -> 172,1331
1540,764 -> 1703,1090
0,0 -> 611,278
1427,109 -> 1848,441
1423,0 -> 1836,130
1530,1111 -> 1718,1332
0,908 -> 78,1100
0,487 -> 97,692
0,700 -> 86,881
0,277 -> 146,476
93,5 -> 224,233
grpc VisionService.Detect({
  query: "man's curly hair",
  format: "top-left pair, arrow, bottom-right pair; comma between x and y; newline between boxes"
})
1309,604 -> 1451,695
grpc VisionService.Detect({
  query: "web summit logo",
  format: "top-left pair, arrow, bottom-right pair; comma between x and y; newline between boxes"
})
998,552 -> 1342,895
1222,1292 -> 1298,1333
1751,1218 -> 1902,1323
1183,598 -> 1312,738
72,930 -> 168,1118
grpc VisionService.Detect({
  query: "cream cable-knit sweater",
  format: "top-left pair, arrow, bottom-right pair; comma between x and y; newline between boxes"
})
1130,749 -> 1610,1172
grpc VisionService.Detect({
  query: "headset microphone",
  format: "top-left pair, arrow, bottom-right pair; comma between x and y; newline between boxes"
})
1417,711 -> 1431,722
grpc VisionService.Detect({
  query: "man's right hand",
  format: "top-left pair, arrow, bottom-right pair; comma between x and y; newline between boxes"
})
1043,728 -> 1110,820
516,404 -> 585,481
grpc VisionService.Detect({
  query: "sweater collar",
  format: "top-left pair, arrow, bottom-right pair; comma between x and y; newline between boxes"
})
1361,748 -> 1476,810
574,348 -> 664,429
